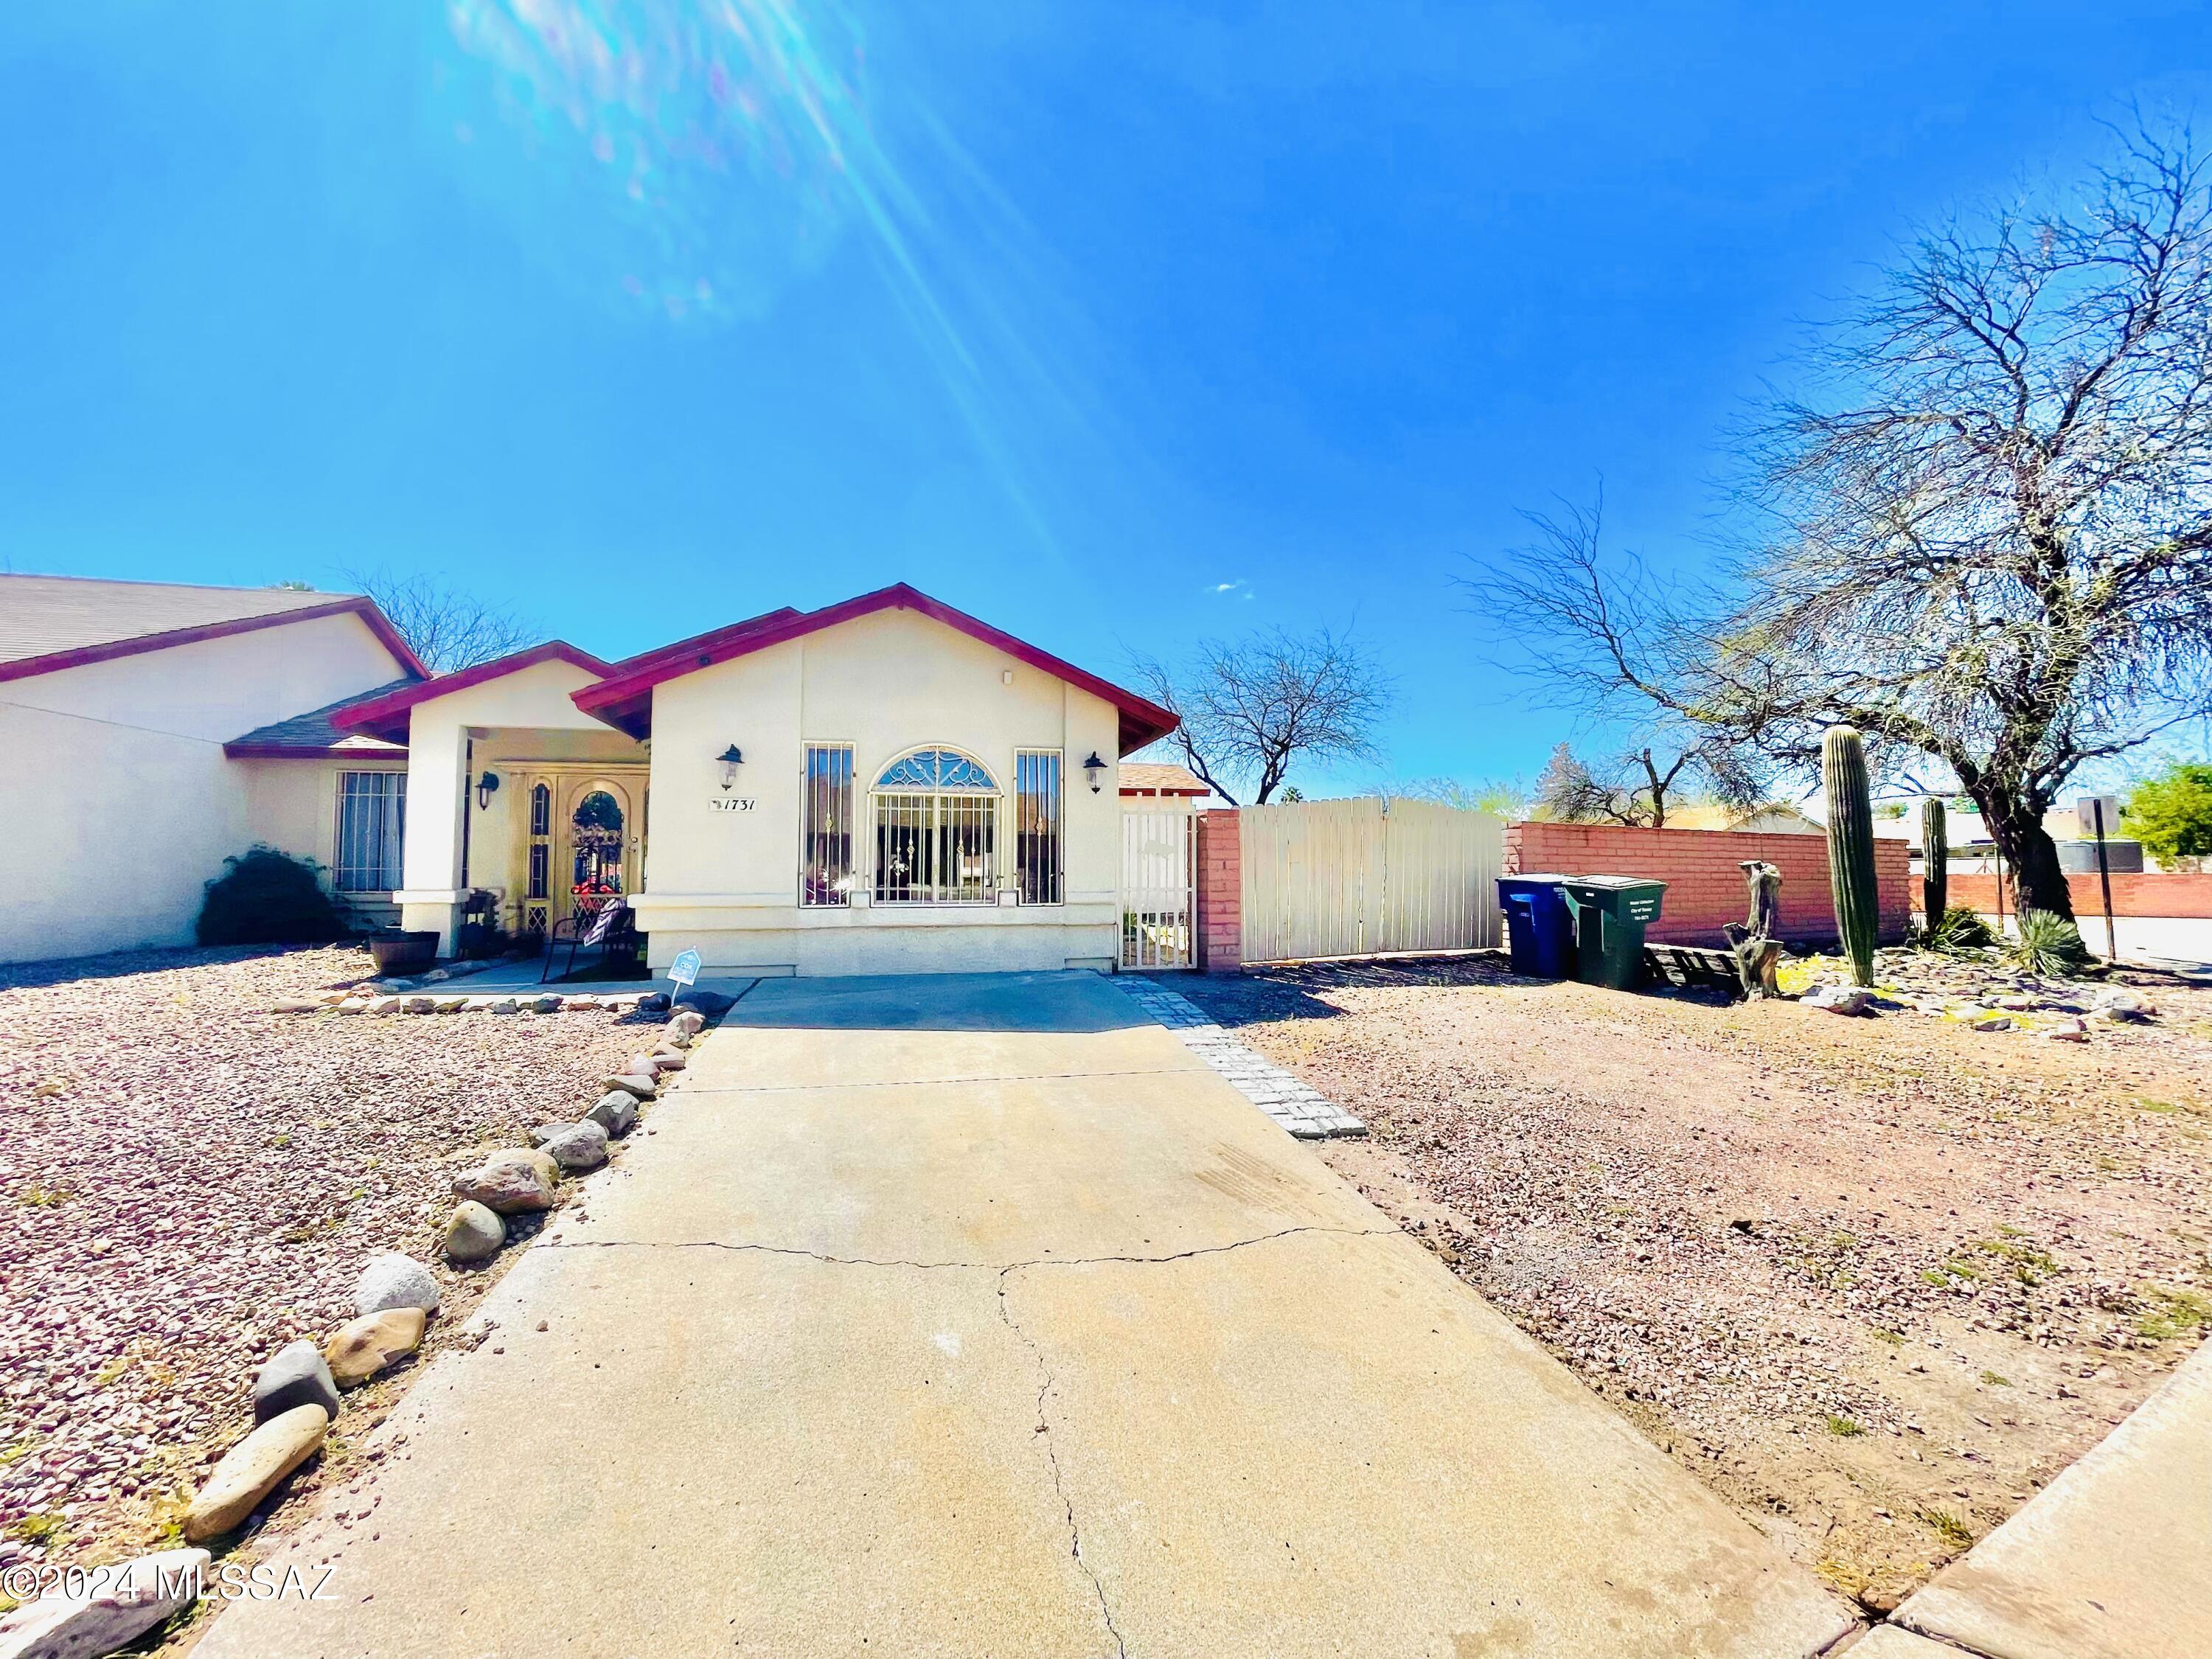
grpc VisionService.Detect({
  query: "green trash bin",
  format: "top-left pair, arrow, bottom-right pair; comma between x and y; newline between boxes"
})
1559,876 -> 1667,990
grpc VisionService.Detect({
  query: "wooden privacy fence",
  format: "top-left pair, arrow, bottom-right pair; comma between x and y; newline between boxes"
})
1238,799 -> 1503,964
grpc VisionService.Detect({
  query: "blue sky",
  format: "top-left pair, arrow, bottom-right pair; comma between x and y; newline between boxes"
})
4,2 -> 2207,794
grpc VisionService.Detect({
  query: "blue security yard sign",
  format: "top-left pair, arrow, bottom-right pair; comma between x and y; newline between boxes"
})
669,947 -> 701,990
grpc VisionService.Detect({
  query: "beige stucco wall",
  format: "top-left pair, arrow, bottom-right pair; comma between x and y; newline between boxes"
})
3,612 -> 412,965
631,608 -> 1124,975
394,658 -> 648,950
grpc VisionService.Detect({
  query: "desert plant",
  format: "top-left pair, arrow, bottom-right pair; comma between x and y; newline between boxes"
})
2008,909 -> 2093,978
1918,906 -> 1995,954
1920,798 -> 1948,922
1823,726 -> 1879,986
195,846 -> 344,947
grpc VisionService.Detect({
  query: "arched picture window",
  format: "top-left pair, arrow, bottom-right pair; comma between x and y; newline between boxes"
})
874,749 -> 998,903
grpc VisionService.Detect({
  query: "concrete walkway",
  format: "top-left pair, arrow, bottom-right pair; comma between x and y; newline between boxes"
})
200,971 -> 1853,1658
1888,1333 -> 2212,1659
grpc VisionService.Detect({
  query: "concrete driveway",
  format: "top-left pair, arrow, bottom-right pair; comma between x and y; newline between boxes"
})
199,971 -> 1852,1659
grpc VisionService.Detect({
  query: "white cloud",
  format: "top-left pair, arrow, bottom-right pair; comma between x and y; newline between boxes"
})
1207,580 -> 1254,599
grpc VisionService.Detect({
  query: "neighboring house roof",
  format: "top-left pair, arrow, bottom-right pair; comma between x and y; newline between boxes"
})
0,573 -> 427,684
330,641 -> 616,744
571,584 -> 1180,754
1666,802 -> 1825,835
1119,762 -> 1208,796
225,681 -> 418,759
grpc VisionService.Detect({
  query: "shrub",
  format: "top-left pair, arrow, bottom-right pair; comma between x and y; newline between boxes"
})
2007,908 -> 2093,977
1914,905 -> 1994,954
2126,762 -> 2212,863
196,846 -> 344,946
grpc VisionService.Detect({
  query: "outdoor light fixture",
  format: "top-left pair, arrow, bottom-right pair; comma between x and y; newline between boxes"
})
717,745 -> 745,790
475,771 -> 501,810
1083,752 -> 1107,794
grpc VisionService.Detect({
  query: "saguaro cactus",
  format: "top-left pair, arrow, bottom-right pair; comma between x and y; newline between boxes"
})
1920,796 -> 1948,928
1823,725 -> 1879,986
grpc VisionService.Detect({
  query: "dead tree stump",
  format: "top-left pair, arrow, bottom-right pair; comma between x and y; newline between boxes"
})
1721,859 -> 1784,1000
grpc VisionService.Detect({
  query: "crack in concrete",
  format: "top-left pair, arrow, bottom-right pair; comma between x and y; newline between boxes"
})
538,1223 -> 1394,1276
995,1268 -> 1128,1659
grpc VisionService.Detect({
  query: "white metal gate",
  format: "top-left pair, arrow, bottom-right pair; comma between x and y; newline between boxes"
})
1240,798 -> 1502,963
1120,805 -> 1197,969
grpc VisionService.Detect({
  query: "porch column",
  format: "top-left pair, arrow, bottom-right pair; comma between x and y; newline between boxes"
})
394,714 -> 470,956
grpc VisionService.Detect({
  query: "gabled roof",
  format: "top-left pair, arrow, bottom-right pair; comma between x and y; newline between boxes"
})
330,641 -> 614,744
1119,762 -> 1208,796
225,681 -> 418,759
0,574 -> 427,684
571,584 -> 1179,754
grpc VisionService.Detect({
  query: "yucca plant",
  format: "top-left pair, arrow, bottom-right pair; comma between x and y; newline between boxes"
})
2008,909 -> 2093,978
1919,905 -> 1994,954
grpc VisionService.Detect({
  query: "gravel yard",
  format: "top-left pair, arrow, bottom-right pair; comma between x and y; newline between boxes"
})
0,945 -> 661,1570
1178,953 -> 2212,1613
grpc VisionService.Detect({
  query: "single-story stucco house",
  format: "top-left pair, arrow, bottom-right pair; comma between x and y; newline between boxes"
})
5,574 -> 1192,976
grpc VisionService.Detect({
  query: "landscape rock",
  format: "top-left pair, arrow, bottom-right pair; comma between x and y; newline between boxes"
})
431,995 -> 467,1015
324,1308 -> 425,1388
650,1048 -> 688,1071
626,1054 -> 664,1077
0,1546 -> 209,1657
368,995 -> 404,1015
636,992 -> 670,1012
2041,1018 -> 2090,1042
488,997 -> 519,1015
668,1009 -> 706,1035
272,998 -> 321,1015
540,1120 -> 609,1172
2093,986 -> 2155,1019
1969,1012 -> 2014,1032
451,1158 -> 554,1215
183,1404 -> 329,1542
251,1339 -> 341,1425
1801,984 -> 1874,1016
602,1072 -> 658,1101
354,1251 -> 442,1318
585,1090 -> 638,1138
403,996 -> 437,1014
442,1201 -> 506,1263
531,994 -> 563,1013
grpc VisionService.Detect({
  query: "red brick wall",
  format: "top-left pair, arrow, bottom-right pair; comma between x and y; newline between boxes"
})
1503,822 -> 1910,947
1950,871 -> 2212,919
1194,809 -> 1242,973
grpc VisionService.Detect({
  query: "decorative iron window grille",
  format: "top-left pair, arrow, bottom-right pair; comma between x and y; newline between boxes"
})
529,782 -> 551,836
801,744 -> 855,905
1015,749 -> 1062,905
872,750 -> 998,904
335,771 -> 406,891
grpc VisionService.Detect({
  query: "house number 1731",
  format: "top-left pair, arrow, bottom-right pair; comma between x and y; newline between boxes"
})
710,798 -> 758,813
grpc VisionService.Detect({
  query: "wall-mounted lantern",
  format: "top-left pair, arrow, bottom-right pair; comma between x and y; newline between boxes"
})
475,770 -> 501,810
717,745 -> 745,791
1082,752 -> 1107,795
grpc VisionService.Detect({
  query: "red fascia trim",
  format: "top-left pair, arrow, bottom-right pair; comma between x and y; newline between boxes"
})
570,585 -> 1179,754
0,597 -> 429,687
221,742 -> 405,760
330,641 -> 615,743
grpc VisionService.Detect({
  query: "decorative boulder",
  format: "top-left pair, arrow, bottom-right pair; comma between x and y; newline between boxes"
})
531,994 -> 563,1014
601,1072 -> 658,1101
1801,984 -> 1874,1016
540,1120 -> 609,1173
0,1547 -> 209,1655
442,1201 -> 506,1263
650,1048 -> 688,1072
2092,986 -> 2154,1020
184,1405 -> 329,1541
324,1307 -> 425,1388
668,1009 -> 708,1035
354,1251 -> 441,1318
251,1339 -> 341,1425
585,1091 -> 637,1138
451,1157 -> 554,1216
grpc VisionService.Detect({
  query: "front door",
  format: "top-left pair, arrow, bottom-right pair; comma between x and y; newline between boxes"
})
512,771 -> 648,938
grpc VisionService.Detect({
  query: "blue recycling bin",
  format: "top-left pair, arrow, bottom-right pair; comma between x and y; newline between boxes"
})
1497,874 -> 1575,978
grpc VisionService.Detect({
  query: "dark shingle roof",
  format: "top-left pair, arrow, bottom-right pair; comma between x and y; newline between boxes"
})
225,680 -> 418,758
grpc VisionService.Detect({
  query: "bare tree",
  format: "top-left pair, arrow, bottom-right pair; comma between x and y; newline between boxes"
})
1131,627 -> 1394,804
1708,121 -> 2212,917
344,568 -> 538,675
1458,495 -> 1765,828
